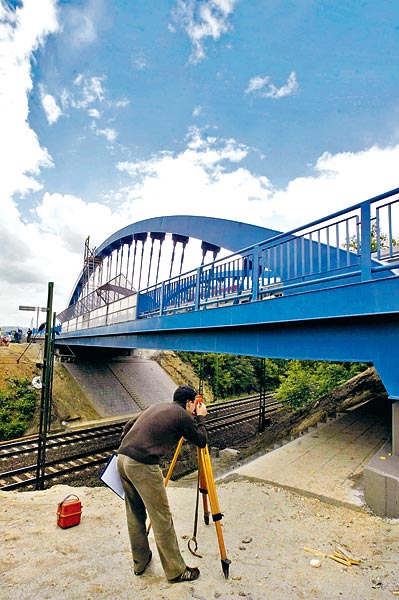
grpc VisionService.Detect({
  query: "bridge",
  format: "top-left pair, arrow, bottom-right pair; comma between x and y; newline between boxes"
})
56,187 -> 399,516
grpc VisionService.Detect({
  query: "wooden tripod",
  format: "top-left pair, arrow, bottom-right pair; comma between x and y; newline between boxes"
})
165,438 -> 231,579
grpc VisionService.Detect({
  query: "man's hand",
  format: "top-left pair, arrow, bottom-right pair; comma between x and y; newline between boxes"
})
196,402 -> 207,417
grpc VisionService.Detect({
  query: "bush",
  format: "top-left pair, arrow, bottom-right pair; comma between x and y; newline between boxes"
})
0,377 -> 38,441
276,360 -> 367,409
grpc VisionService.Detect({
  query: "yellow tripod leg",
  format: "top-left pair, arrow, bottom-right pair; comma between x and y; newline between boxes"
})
164,437 -> 185,486
200,445 -> 231,578
197,446 -> 210,524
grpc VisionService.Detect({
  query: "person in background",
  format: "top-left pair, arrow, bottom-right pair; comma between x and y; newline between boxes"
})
117,385 -> 207,583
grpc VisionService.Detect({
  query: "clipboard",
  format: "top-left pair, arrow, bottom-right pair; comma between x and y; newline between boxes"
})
99,453 -> 125,499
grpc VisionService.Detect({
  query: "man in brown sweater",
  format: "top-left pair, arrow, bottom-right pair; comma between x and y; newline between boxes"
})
117,385 -> 208,583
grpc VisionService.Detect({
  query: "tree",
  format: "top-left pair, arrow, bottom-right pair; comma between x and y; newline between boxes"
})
346,222 -> 399,253
276,361 -> 320,408
176,352 -> 279,399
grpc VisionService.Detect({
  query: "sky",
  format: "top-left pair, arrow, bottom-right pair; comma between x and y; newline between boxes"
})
1,0 -> 399,327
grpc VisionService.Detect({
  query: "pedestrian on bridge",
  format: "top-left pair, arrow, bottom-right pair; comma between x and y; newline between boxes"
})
117,385 -> 208,583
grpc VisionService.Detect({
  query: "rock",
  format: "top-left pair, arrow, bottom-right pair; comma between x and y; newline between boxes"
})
219,448 -> 240,458
241,536 -> 253,544
310,559 -> 321,568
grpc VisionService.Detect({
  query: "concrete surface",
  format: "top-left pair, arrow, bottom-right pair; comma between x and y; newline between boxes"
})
224,400 -> 393,512
364,440 -> 399,517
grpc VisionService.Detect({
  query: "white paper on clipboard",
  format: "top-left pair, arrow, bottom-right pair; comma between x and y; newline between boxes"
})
99,453 -> 125,499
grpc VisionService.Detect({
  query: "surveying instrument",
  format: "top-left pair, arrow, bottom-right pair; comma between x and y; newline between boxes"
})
164,394 -> 231,579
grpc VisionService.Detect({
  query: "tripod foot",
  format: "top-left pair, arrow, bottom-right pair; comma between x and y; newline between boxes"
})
221,558 -> 231,579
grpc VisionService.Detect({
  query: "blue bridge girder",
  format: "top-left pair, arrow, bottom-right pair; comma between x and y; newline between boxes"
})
57,187 -> 399,399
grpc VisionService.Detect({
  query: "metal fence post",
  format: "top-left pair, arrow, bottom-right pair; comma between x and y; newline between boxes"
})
35,282 -> 54,490
360,201 -> 372,281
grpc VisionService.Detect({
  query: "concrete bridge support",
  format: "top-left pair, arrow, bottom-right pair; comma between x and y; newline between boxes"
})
364,401 -> 399,517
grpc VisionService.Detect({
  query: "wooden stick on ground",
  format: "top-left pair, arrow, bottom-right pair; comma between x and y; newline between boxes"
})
303,546 -> 328,558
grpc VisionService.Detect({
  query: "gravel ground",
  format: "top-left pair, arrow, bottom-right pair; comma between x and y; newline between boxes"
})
1,477 -> 398,600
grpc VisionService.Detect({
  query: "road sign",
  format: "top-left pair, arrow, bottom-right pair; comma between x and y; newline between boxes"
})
19,306 -> 48,329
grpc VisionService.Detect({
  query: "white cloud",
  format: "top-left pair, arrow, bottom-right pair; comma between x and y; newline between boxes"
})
88,108 -> 101,119
116,129 -> 273,226
59,74 -> 126,137
0,187 -> 126,326
0,0 -> 58,202
115,132 -> 399,236
39,85 -> 62,124
114,98 -> 130,108
72,74 -> 106,108
36,192 -> 123,252
268,145 -> 399,231
173,0 -> 237,63
246,71 -> 299,99
60,1 -> 98,48
132,53 -> 149,70
0,0 -> 60,325
96,127 -> 117,142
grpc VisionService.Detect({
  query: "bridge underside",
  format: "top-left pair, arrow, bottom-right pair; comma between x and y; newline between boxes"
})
57,278 -> 399,400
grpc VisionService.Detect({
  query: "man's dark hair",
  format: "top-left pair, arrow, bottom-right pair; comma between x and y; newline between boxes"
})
173,385 -> 196,408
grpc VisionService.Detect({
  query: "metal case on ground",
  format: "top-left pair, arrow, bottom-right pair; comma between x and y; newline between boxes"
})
57,494 -> 82,529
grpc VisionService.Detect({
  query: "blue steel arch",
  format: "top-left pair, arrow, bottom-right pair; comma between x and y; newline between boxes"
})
68,215 -> 283,306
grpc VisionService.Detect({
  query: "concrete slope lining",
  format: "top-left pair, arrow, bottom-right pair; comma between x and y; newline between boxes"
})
64,356 -> 177,417
107,356 -> 178,408
64,362 -> 142,417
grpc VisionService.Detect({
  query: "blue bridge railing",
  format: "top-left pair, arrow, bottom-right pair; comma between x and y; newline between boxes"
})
59,188 -> 399,332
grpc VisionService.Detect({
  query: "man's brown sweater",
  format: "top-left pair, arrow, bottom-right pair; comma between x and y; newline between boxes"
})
118,402 -> 207,465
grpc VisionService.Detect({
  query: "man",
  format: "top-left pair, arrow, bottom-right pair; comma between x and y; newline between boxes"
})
117,385 -> 208,583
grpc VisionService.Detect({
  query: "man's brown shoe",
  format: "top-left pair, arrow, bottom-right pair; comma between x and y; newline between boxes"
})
169,566 -> 200,583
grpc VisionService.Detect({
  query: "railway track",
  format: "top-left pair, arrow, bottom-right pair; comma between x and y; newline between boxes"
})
0,422 -> 125,459
0,395 -> 280,491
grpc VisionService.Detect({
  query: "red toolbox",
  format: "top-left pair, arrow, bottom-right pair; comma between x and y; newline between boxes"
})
57,494 -> 82,529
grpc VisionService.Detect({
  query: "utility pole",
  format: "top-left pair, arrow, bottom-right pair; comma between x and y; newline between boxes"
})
258,358 -> 267,432
35,283 -> 55,490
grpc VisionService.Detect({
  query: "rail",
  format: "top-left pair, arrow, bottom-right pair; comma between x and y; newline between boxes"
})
0,448 -> 115,491
0,422 -> 125,459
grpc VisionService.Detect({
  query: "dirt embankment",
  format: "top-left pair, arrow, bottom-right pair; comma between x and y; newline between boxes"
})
0,344 -> 100,434
153,350 -> 214,401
